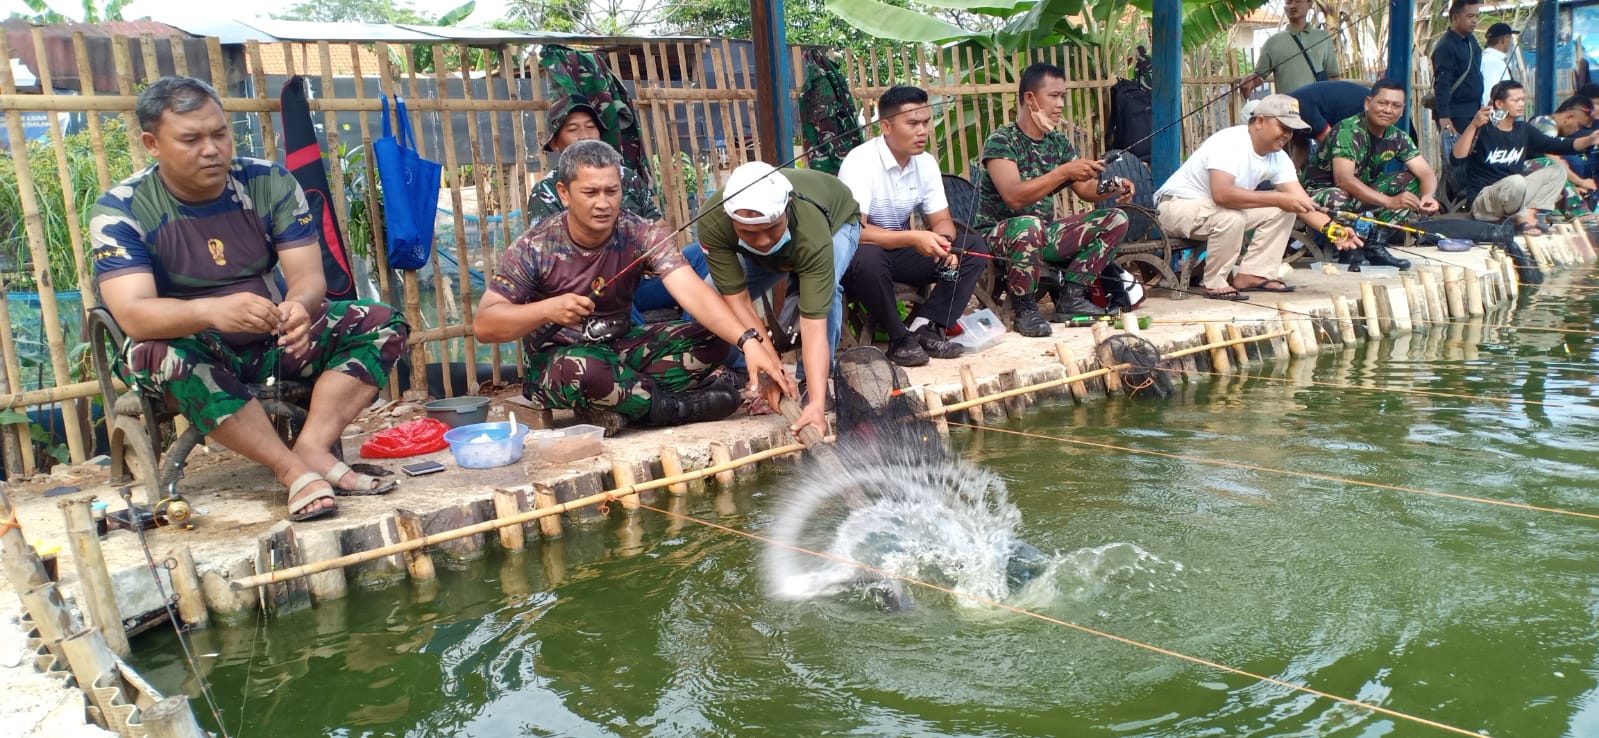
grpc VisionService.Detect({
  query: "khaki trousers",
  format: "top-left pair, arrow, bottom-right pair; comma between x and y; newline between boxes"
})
1156,197 -> 1297,291
1471,164 -> 1568,221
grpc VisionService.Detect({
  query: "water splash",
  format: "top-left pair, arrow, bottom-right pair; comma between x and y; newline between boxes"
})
762,438 -> 1052,609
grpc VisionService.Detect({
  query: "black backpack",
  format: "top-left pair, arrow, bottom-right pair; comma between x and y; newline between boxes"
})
1108,78 -> 1153,164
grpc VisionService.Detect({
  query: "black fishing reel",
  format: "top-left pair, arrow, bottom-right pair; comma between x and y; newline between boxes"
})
1096,149 -> 1132,196
936,263 -> 960,283
578,315 -> 631,343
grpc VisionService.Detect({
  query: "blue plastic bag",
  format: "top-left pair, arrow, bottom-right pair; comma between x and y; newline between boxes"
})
373,96 -> 442,270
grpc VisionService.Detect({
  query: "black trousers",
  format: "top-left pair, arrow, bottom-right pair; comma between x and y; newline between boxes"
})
842,230 -> 989,342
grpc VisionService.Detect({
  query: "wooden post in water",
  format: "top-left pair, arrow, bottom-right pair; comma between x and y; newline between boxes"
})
1273,307 -> 1304,357
1420,268 -> 1445,320
1463,269 -> 1485,316
1204,323 -> 1232,371
1122,311 -> 1140,336
297,529 -> 347,605
493,489 -> 526,551
533,483 -> 562,539
1093,322 -> 1124,393
394,509 -> 437,581
60,499 -> 129,657
708,442 -> 737,485
1443,267 -> 1467,318
1333,296 -> 1359,343
1387,283 -> 1413,333
959,364 -> 985,425
1225,324 -> 1250,366
1054,344 -> 1089,402
1359,281 -> 1382,338
658,447 -> 688,496
922,388 -> 950,438
611,460 -> 642,511
1400,275 -> 1425,323
168,546 -> 209,629
142,695 -> 209,738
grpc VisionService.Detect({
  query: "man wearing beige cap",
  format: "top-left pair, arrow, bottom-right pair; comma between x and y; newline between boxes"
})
1154,94 -> 1359,299
697,162 -> 861,438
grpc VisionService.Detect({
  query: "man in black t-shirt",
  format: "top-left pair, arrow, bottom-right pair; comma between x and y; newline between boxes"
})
1454,81 -> 1599,231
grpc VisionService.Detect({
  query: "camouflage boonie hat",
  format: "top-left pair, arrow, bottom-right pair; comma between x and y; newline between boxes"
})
544,94 -> 606,152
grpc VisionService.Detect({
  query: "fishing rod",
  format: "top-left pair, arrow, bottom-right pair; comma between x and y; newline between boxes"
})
1331,210 -> 1451,241
1092,6 -> 1385,195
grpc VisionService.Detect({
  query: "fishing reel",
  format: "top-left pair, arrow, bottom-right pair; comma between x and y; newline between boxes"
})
578,315 -> 631,344
1323,221 -> 1353,242
935,263 -> 960,283
1096,149 -> 1132,196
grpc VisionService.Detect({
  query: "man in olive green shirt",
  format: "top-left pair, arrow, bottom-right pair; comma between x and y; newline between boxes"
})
1241,0 -> 1342,96
698,162 -> 861,439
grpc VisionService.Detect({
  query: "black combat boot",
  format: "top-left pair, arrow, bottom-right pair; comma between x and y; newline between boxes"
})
1362,230 -> 1411,270
1010,293 -> 1053,338
1338,243 -> 1369,271
913,323 -> 964,359
1052,281 -> 1112,321
886,335 -> 931,367
645,386 -> 742,427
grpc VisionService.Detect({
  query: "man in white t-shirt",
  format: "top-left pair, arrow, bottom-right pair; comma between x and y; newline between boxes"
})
838,85 -> 984,367
1154,94 -> 1359,299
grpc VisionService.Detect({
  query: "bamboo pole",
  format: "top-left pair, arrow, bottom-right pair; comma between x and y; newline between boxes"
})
33,28 -> 95,308
493,488 -> 526,551
143,695 -> 209,738
0,378 -> 126,409
658,447 -> 689,495
922,387 -> 950,438
0,487 -> 49,596
393,509 -> 437,581
1359,281 -> 1382,338
1092,322 -> 1123,392
21,583 -> 75,665
245,41 -> 278,156
610,460 -> 641,511
60,498 -> 128,656
959,364 -> 985,424
168,545 -> 209,630
72,33 -> 113,196
1054,343 -> 1088,402
1204,323 -> 1232,371
60,626 -> 127,726
1387,282 -> 1413,333
0,34 -> 88,464
1225,324 -> 1250,366
1464,269 -> 1485,316
1443,266 -> 1466,318
1401,274 -> 1424,323
1420,267 -> 1445,321
375,43 -> 428,401
1333,296 -> 1358,343
110,37 -> 145,171
708,442 -> 736,485
533,482 -> 562,539
0,281 -> 28,475
348,44 -> 395,397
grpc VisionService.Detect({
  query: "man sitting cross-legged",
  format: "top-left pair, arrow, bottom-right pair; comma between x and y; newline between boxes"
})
1455,81 -> 1599,234
974,61 -> 1134,335
837,85 -> 984,367
1302,79 -> 1441,271
91,76 -> 409,522
474,140 -> 794,437
1154,94 -> 1360,300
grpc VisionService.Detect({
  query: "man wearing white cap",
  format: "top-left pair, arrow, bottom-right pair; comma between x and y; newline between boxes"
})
1154,94 -> 1359,300
697,162 -> 862,439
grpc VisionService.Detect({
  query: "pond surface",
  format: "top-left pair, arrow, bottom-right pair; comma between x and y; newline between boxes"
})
133,276 -> 1599,737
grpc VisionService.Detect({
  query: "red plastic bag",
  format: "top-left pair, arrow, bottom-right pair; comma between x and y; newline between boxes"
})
360,418 -> 450,458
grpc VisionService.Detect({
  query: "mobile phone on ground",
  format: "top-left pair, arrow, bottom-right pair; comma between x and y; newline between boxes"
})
401,461 -> 447,476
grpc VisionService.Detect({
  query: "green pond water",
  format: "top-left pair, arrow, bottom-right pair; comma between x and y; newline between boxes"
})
132,276 -> 1599,737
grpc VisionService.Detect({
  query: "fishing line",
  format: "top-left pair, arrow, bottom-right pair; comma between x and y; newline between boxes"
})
947,422 -> 1599,522
119,487 -> 233,738
630,500 -> 1486,738
1154,365 -> 1582,409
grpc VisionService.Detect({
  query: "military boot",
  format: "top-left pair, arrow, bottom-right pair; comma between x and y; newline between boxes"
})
646,386 -> 742,427
1010,293 -> 1053,338
1362,230 -> 1411,270
1052,281 -> 1112,321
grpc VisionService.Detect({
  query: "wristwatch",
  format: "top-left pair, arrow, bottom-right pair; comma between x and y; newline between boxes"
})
737,328 -> 765,351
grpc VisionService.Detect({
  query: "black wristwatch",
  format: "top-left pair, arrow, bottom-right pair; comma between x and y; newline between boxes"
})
737,328 -> 764,351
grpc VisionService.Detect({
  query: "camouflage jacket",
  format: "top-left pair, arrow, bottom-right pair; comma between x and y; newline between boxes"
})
525,166 -> 662,227
800,48 -> 863,177
1304,114 -> 1420,189
974,122 -> 1080,229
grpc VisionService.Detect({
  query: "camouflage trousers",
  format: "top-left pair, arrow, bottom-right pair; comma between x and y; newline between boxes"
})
1308,171 -> 1420,225
120,300 -> 408,436
987,209 -> 1129,296
524,320 -> 729,420
1523,156 -> 1594,218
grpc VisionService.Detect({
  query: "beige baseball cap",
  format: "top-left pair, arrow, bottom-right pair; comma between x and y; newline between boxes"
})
1252,94 -> 1310,130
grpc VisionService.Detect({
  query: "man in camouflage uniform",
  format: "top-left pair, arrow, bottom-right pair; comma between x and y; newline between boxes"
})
974,62 -> 1133,335
476,140 -> 793,436
91,77 -> 408,523
527,94 -> 661,225
800,48 -> 865,177
1302,79 -> 1441,271
539,44 -> 651,191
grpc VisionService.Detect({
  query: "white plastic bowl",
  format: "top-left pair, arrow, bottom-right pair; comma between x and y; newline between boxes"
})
442,421 -> 529,469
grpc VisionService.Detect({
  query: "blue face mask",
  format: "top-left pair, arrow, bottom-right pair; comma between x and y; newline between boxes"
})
737,228 -> 791,256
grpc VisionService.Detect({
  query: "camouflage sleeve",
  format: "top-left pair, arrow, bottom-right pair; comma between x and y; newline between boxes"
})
1397,130 -> 1421,162
488,232 -> 544,304
88,189 -> 150,280
1053,132 -> 1080,164
524,173 -> 563,227
980,126 -> 1019,166
1324,120 -> 1361,165
622,166 -> 663,220
262,163 -> 318,250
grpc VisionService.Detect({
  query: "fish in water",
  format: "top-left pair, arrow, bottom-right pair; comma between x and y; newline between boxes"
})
856,539 -> 1053,612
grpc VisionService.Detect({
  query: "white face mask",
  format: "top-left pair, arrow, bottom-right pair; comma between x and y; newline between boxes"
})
737,228 -> 791,256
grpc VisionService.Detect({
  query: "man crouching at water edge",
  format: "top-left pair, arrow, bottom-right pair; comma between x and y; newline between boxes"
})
91,76 -> 409,523
473,140 -> 795,437
1154,94 -> 1360,300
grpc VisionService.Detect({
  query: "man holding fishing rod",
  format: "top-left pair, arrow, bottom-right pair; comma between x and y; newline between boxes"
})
1454,81 -> 1599,234
474,140 -> 796,437
1302,79 -> 1441,271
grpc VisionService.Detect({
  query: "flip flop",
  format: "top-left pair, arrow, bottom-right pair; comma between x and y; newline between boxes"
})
323,461 -> 398,496
1203,290 -> 1249,301
287,472 -> 337,522
1516,222 -> 1544,236
1235,280 -> 1297,293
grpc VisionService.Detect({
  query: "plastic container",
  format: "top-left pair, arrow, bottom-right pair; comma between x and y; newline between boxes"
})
443,421 -> 529,469
951,308 -> 1007,351
1308,261 -> 1350,273
424,396 -> 491,428
532,424 -> 606,464
1437,238 -> 1473,252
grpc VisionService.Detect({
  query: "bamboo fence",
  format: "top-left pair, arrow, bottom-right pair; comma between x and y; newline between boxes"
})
0,17 -> 1482,469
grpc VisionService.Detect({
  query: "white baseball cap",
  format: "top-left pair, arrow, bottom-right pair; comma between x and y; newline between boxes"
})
723,162 -> 793,225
